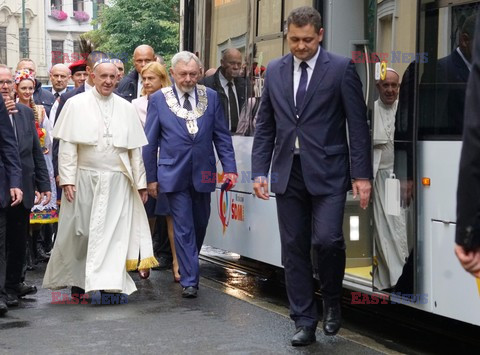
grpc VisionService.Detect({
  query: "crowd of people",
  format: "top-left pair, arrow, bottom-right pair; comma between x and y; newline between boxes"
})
0,39 -> 239,314
0,4 -> 478,349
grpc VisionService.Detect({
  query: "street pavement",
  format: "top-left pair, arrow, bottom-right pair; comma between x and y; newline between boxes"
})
0,264 -> 392,354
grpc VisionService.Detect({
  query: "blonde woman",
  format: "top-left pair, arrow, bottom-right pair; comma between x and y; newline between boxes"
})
132,62 -> 180,281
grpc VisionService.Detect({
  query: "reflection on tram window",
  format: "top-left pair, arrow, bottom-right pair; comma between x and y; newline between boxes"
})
372,68 -> 409,291
202,47 -> 248,135
236,53 -> 267,136
419,4 -> 479,138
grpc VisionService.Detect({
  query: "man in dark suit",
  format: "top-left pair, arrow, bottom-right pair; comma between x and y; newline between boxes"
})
0,65 -> 51,299
431,15 -> 476,136
0,94 -> 23,316
116,45 -> 156,102
456,11 -> 480,278
201,48 -> 247,133
143,51 -> 237,298
16,58 -> 55,118
49,64 -> 72,99
252,6 -> 372,346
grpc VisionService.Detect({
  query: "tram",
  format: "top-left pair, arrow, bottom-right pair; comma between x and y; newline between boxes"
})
180,0 -> 480,327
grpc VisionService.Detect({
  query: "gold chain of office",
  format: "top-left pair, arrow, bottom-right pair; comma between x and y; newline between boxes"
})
162,85 -> 208,135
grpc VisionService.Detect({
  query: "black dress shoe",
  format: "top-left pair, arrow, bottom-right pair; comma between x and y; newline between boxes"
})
323,303 -> 342,336
291,326 -> 316,346
5,293 -> 19,307
182,286 -> 198,298
6,282 -> 37,297
0,299 -> 8,316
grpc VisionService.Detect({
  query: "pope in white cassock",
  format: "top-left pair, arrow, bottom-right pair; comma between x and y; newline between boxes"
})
43,60 -> 158,295
372,68 -> 408,290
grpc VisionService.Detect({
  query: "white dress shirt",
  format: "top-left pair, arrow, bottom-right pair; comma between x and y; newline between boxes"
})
175,84 -> 196,109
293,46 -> 321,107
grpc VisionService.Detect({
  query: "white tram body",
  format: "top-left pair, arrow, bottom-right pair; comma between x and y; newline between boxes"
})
180,0 -> 480,327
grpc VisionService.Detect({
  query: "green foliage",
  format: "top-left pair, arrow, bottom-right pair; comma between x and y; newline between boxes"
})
85,0 -> 179,72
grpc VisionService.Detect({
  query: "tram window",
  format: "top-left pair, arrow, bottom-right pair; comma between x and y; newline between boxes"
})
257,0 -> 282,36
284,0 -> 314,17
418,2 -> 479,140
208,0 -> 248,66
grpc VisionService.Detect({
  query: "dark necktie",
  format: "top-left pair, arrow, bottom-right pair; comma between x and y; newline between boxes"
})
227,81 -> 238,132
54,92 -> 60,99
295,61 -> 309,113
183,93 -> 195,138
9,115 -> 17,142
183,93 -> 192,111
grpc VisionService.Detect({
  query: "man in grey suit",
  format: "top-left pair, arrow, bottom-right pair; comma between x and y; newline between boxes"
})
252,6 -> 372,346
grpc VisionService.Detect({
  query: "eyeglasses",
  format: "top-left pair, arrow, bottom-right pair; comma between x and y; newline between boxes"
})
0,80 -> 13,86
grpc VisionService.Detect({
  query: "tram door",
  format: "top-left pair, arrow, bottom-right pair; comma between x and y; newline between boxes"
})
368,0 -> 418,294
312,0 -> 377,286
326,0 -> 420,294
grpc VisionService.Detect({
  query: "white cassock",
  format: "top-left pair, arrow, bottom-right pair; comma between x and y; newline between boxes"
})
372,99 -> 409,290
43,88 -> 158,295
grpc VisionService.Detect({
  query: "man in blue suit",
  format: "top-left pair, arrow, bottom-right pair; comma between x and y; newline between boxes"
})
143,51 -> 237,298
0,94 -> 23,315
252,6 -> 372,346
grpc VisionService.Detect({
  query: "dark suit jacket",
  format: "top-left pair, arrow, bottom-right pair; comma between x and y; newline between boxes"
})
116,70 -> 139,103
434,49 -> 470,136
0,96 -> 22,208
143,85 -> 237,193
33,81 -> 55,119
12,104 -> 50,209
456,12 -> 480,249
201,68 -> 247,129
53,84 -> 86,177
252,48 -> 372,195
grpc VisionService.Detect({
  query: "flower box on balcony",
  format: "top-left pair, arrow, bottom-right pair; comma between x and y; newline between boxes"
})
50,9 -> 68,21
73,11 -> 90,23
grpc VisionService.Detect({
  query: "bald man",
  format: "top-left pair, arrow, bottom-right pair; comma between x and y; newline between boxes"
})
50,64 -> 71,99
201,48 -> 247,133
116,44 -> 156,102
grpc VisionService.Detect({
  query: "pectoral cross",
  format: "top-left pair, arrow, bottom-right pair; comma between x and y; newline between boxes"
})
103,128 -> 113,144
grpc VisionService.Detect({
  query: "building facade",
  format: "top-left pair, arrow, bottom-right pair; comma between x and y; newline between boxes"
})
0,0 -> 48,81
46,0 -> 106,75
